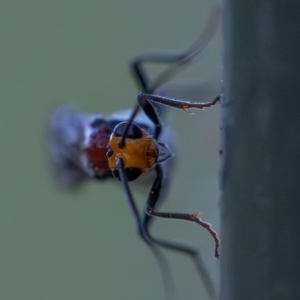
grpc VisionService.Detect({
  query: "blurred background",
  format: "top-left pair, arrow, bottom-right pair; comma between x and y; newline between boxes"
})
0,0 -> 221,299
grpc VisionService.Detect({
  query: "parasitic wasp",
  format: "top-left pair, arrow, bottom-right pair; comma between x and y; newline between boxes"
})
49,6 -> 221,300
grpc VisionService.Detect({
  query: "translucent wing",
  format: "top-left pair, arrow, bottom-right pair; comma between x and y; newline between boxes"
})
49,106 -> 91,187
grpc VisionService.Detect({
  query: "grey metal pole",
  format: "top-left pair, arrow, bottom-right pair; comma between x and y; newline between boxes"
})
220,1 -> 300,300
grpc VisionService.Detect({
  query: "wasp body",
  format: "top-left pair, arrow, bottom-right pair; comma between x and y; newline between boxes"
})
49,6 -> 221,300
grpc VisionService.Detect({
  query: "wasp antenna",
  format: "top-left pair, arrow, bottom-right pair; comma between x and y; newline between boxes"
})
117,103 -> 140,148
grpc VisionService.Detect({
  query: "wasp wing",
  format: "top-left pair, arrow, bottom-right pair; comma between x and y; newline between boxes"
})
49,106 -> 93,187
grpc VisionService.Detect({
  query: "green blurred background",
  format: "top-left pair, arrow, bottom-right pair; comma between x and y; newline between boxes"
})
0,0 -> 221,299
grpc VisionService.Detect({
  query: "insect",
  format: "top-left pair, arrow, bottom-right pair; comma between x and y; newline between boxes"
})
49,6 -> 221,300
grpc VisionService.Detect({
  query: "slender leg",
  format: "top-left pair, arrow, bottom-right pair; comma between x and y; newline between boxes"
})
119,42 -> 207,147
141,165 -> 218,300
145,165 -> 220,259
138,93 -> 220,127
147,206 -> 220,258
131,6 -> 221,93
126,31 -> 205,146
116,158 -> 174,300
131,50 -> 202,93
118,94 -> 220,148
142,214 -> 218,300
118,6 -> 222,146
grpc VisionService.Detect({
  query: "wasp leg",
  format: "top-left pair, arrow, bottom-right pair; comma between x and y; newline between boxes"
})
138,93 -> 220,113
121,92 -> 220,149
131,50 -> 203,93
122,91 -> 220,148
119,7 -> 221,147
130,5 -> 221,93
145,164 -> 220,259
120,46 -> 202,147
142,215 -> 218,300
116,158 -> 174,300
141,165 -> 218,300
123,50 -> 195,146
131,93 -> 219,143
125,51 -> 185,144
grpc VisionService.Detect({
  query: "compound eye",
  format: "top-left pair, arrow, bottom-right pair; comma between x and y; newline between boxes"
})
124,168 -> 142,182
113,122 -> 143,139
112,167 -> 142,182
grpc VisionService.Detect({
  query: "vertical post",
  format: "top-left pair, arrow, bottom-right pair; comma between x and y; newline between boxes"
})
221,1 -> 300,299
